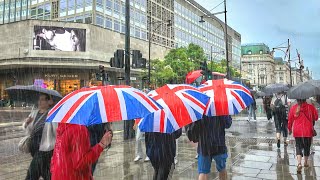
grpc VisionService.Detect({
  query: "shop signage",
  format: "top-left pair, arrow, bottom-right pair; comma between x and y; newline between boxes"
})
117,77 -> 125,80
44,74 -> 79,78
130,77 -> 137,81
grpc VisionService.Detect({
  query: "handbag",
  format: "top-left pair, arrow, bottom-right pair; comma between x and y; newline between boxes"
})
185,121 -> 200,143
301,111 -> 317,137
18,112 -> 47,153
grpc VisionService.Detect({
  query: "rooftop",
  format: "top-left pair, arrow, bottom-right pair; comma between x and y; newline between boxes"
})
241,43 -> 271,56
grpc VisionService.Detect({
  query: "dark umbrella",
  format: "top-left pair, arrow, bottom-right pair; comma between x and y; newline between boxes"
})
287,80 -> 320,99
263,83 -> 289,94
5,85 -> 62,104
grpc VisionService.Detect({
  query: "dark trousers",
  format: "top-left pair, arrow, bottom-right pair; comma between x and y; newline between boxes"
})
274,113 -> 288,138
26,151 -> 53,180
151,160 -> 174,180
295,137 -> 312,157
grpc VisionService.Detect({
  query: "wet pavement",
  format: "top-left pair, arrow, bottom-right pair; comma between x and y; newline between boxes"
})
1,108 -> 320,179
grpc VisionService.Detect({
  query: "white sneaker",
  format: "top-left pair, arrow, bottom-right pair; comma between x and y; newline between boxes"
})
174,158 -> 178,165
195,154 -> 198,159
134,156 -> 142,162
144,156 -> 150,162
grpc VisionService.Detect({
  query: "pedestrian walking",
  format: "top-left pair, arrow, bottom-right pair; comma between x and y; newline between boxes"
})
197,116 -> 232,180
50,124 -> 112,180
133,119 -> 149,162
271,92 -> 288,148
145,129 -> 182,180
288,99 -> 318,173
248,93 -> 257,121
22,94 -> 55,180
263,95 -> 273,121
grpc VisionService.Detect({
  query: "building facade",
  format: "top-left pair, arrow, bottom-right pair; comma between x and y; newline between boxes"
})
241,43 -> 276,88
0,0 -> 241,63
241,43 -> 311,89
0,0 -> 242,98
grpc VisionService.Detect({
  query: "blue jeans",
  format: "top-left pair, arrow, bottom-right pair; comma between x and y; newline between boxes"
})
198,153 -> 228,174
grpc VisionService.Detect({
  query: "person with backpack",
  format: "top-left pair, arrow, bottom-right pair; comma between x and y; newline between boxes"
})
271,92 -> 288,148
288,99 -> 318,173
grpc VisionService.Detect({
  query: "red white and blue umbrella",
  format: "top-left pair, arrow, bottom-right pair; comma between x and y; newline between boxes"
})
199,79 -> 253,116
46,85 -> 162,126
138,84 -> 210,133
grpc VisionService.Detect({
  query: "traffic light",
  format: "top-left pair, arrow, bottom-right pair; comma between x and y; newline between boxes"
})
132,50 -> 140,68
114,49 -> 124,68
207,70 -> 212,80
200,61 -> 207,71
96,65 -> 109,84
110,57 -> 116,67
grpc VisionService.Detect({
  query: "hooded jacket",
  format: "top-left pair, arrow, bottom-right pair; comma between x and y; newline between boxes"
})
288,102 -> 318,137
51,124 -> 104,180
145,129 -> 182,165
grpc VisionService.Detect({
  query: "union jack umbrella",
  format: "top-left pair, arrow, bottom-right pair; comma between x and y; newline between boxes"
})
46,85 -> 162,126
199,79 -> 253,116
138,84 -> 210,133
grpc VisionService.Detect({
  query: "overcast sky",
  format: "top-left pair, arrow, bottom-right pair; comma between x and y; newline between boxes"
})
196,0 -> 320,79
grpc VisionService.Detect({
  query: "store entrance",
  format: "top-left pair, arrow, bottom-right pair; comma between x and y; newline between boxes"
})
59,80 -> 80,96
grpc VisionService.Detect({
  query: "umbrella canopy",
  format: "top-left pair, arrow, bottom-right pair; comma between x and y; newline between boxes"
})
287,80 -> 320,99
263,83 -> 289,94
5,85 -> 62,103
256,91 -> 272,97
46,85 -> 162,126
199,79 -> 253,116
185,70 -> 203,84
138,84 -> 210,133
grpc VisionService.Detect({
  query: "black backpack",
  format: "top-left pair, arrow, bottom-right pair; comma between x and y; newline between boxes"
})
185,121 -> 201,143
274,98 -> 285,114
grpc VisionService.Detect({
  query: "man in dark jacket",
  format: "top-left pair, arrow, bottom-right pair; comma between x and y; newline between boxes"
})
145,129 -> 182,180
197,115 -> 232,180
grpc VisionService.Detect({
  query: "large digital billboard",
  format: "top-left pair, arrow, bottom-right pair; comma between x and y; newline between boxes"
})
33,26 -> 86,51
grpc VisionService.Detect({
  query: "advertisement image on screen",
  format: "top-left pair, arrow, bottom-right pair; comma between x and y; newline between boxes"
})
33,26 -> 86,51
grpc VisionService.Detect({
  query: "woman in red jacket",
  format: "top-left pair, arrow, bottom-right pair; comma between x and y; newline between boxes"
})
50,124 -> 112,180
288,99 -> 318,173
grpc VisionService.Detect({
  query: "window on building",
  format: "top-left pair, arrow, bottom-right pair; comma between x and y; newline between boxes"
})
106,0 -> 112,9
96,0 -> 103,12
84,13 -> 92,24
96,15 -> 104,26
114,20 -> 120,32
259,50 -> 263,54
75,15 -> 83,22
68,0 -> 75,11
114,0 -> 120,12
121,22 -> 125,33
105,17 -> 112,29
135,28 -> 140,38
76,0 -> 83,9
60,0 -> 67,14
141,30 -> 146,39
85,0 -> 92,8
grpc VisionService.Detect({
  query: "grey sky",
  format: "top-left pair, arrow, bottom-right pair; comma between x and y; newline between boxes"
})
196,0 -> 320,78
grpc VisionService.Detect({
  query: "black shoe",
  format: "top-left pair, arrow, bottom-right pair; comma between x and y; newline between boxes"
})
277,139 -> 280,148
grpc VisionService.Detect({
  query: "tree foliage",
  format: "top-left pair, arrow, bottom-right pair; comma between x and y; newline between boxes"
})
148,43 -> 240,87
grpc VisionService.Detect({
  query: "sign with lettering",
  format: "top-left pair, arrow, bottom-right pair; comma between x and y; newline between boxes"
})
44,74 -> 79,79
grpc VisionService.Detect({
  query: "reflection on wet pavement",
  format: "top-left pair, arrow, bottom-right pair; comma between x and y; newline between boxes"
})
2,115 -> 320,179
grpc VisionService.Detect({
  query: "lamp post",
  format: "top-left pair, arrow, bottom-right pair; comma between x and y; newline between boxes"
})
272,39 -> 292,86
199,0 -> 230,79
148,14 -> 172,85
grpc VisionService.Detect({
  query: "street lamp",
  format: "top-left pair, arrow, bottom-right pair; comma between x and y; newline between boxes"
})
271,39 -> 292,86
148,15 -> 172,85
199,0 -> 230,79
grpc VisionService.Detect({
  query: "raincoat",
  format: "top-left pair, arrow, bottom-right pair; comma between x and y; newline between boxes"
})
288,102 -> 318,137
51,124 -> 104,180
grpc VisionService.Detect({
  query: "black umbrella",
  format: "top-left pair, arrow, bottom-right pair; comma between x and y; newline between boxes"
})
5,85 -> 62,104
287,80 -> 320,99
263,83 -> 289,94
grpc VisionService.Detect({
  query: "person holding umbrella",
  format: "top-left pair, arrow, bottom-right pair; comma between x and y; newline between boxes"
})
288,99 -> 318,173
271,92 -> 288,148
22,93 -> 55,180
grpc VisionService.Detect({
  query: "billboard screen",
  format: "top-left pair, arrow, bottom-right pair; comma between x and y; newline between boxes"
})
33,26 -> 86,51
